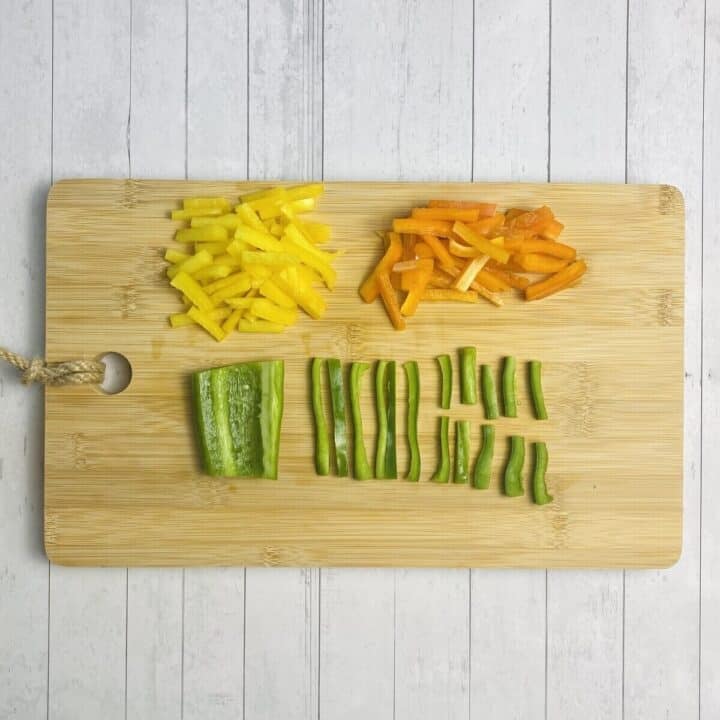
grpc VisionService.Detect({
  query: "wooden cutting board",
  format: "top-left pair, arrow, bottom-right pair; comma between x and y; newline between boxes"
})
45,180 -> 684,567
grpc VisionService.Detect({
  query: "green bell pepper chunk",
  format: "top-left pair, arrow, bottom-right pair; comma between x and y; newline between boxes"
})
453,420 -> 470,483
503,435 -> 525,496
472,424 -> 495,489
349,361 -> 373,480
328,358 -> 349,477
502,355 -> 518,417
528,360 -> 548,420
375,360 -> 398,479
532,441 -> 553,505
310,358 -> 330,476
481,364 -> 499,420
437,354 -> 452,409
192,360 -> 284,478
403,360 -> 421,481
431,415 -> 451,483
459,347 -> 478,404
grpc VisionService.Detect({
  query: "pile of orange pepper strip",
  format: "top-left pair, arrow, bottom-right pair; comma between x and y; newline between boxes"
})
359,200 -> 587,330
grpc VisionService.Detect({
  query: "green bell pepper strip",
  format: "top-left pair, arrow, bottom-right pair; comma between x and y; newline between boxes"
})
328,358 -> 349,477
532,442 -> 553,505
437,354 -> 452,409
349,362 -> 373,480
431,416 -> 451,483
502,355 -> 518,417
459,347 -> 478,404
192,360 -> 284,479
403,360 -> 421,481
503,435 -> 525,496
453,420 -> 470,483
472,424 -> 495,489
529,360 -> 548,420
481,364 -> 499,420
311,358 -> 330,475
375,360 -> 398,479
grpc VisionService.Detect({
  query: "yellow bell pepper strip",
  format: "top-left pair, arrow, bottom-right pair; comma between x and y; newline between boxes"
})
187,306 -> 226,341
192,360 -> 284,478
190,213 -> 240,229
502,356 -> 518,417
525,260 -> 587,301
283,197 -> 316,214
234,202 -> 267,231
400,258 -> 434,317
503,435 -> 525,497
529,360 -> 548,420
170,272 -> 214,312
235,225 -> 285,253
472,424 -> 495,490
377,272 -> 406,330
275,268 -> 327,319
237,319 -> 284,333
251,298 -> 298,326
412,207 -> 481,223
209,274 -> 253,305
420,233 -> 456,270
212,253 -> 243,267
359,232 -> 403,302
459,347 -> 478,404
282,225 -> 337,289
284,182 -> 325,201
164,248 -> 190,264
171,206 -> 223,221
259,280 -> 296,309
249,196 -> 286,220
480,364 -> 499,420
192,264 -> 232,284
183,196 -> 230,212
532,442 -> 553,505
241,250 -> 300,267
403,361 -> 421,481
204,271 -> 248,295
437,354 -> 452,409
239,186 -> 287,204
350,362 -> 373,480
431,416 -> 451,483
453,420 -> 470,484
452,221 -> 510,264
224,297 -> 255,309
167,249 -> 213,279
453,255 -> 489,292
221,308 -> 243,334
175,225 -> 229,243
269,222 -> 283,237
194,241 -> 230,256
300,220 -> 331,244
374,360 -> 398,479
327,358 -> 349,477
169,307 -> 231,328
310,358 -> 331,476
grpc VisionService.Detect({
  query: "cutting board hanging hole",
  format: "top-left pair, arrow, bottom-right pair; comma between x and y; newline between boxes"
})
97,352 -> 132,394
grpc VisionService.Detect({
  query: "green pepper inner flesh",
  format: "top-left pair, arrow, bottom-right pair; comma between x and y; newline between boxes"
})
453,420 -> 470,483
532,441 -> 553,505
481,364 -> 499,420
350,362 -> 372,480
404,360 -> 421,481
472,424 -> 495,489
502,356 -> 518,417
504,434 -> 525,496
437,354 -> 452,409
311,358 -> 330,476
431,415 -> 451,483
328,358 -> 349,477
529,360 -> 548,420
459,347 -> 478,405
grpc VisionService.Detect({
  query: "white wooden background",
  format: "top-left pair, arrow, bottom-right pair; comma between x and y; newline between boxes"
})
0,0 -> 715,717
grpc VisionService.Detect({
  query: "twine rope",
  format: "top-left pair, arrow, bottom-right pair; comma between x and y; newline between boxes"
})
0,347 -> 105,386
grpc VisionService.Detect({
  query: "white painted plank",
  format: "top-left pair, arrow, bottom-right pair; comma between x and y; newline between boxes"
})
470,3 -> 548,718
624,0 -> 704,717
183,3 -> 247,718
0,1 -> 51,718
319,570 -> 395,719
49,2 -> 130,719
701,3 -> 720,718
125,6 -> 185,719
546,3 -> 626,718
243,4 -> 321,719
187,0 -> 248,180
324,2 -> 473,718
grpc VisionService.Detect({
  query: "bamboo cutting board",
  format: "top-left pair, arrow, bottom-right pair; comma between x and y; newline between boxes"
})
45,180 -> 684,567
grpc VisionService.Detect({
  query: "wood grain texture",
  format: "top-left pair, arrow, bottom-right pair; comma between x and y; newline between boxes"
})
44,179 -> 683,568
623,1 -> 704,717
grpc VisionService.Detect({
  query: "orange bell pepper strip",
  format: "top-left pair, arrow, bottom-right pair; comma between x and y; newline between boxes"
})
392,218 -> 453,237
452,222 -> 510,264
468,213 -> 505,237
400,259 -> 434,317
422,288 -> 480,303
441,265 -> 504,305
411,207 -> 480,223
476,269 -> 510,292
428,200 -> 496,217
509,206 -> 554,233
483,266 -> 530,290
504,208 -> 526,222
415,242 -> 434,259
514,253 -> 570,274
401,234 -> 417,291
453,255 -> 489,291
525,260 -> 587,301
359,232 -> 403,302
448,239 -> 480,258
376,271 -> 406,330
514,239 -> 576,260
540,219 -> 565,240
420,233 -> 456,270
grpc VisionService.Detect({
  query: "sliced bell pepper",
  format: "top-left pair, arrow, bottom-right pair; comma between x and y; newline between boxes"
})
513,253 -> 570,274
327,358 -> 349,477
452,222 -> 510,264
420,233 -> 456,270
453,420 -> 470,484
459,347 -> 478,404
403,361 -> 421,481
525,260 -> 587,301
400,259 -> 434,317
375,360 -> 397,479
393,218 -> 453,237
412,207 -> 480,223
437,354 -> 452,409
350,362 -> 373,480
377,272 -> 406,330
431,416 -> 451,483
502,356 -> 518,417
192,360 -> 284,478
170,272 -> 215,312
480,364 -> 499,420
311,358 -> 330,476
175,225 -> 229,243
528,360 -> 548,420
503,435 -> 525,497
532,442 -> 553,505
359,232 -> 403,302
472,424 -> 495,489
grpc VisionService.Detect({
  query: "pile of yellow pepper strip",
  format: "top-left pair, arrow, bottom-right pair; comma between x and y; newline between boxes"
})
165,184 -> 336,340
